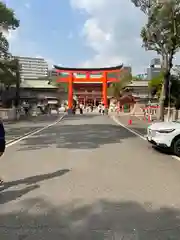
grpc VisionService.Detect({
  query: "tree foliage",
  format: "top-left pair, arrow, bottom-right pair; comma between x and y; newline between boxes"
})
132,0 -> 180,71
170,74 -> 180,109
0,58 -> 20,89
0,2 -> 19,29
0,2 -> 20,91
0,2 -> 19,57
141,1 -> 180,57
132,0 -> 180,119
148,72 -> 163,98
149,71 -> 180,109
49,76 -> 68,93
107,70 -> 132,99
131,0 -> 156,14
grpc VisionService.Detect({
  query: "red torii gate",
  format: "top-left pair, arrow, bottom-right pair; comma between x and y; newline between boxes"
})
54,65 -> 123,113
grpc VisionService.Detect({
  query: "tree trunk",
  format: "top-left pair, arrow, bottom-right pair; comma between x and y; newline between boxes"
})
158,82 -> 165,121
158,54 -> 168,121
166,49 -> 174,121
174,109 -> 178,120
158,52 -> 173,121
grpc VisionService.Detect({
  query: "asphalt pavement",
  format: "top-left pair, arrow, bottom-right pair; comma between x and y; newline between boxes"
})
113,114 -> 150,137
4,114 -> 64,143
1,113 -> 180,239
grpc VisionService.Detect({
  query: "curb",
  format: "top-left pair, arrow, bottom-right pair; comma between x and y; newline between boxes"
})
6,114 -> 65,146
110,114 -> 180,162
110,115 -> 147,140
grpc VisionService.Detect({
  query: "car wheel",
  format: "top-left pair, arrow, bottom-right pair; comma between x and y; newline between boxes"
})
172,138 -> 180,157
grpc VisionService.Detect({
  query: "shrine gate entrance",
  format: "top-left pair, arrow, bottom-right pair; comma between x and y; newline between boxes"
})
54,65 -> 123,113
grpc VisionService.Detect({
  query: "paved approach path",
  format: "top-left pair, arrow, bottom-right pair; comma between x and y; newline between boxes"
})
1,114 -> 180,239
4,114 -> 63,143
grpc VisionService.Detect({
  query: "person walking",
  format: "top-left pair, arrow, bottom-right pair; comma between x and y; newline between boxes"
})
0,119 -> 5,184
90,104 -> 93,112
98,104 -> 102,114
79,103 -> 83,114
102,104 -> 105,115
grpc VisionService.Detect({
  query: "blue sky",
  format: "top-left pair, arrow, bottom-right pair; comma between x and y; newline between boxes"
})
6,0 -> 94,67
5,0 -> 180,73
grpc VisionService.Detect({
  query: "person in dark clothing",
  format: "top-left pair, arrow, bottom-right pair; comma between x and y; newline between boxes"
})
0,120 -> 5,184
79,103 -> 83,114
90,104 -> 93,112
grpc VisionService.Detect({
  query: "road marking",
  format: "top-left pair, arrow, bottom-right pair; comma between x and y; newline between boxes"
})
111,115 -> 180,162
6,128 -> 43,144
6,114 -> 65,147
111,115 -> 146,140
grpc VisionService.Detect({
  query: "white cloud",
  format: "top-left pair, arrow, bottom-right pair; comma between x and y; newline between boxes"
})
70,0 -> 158,73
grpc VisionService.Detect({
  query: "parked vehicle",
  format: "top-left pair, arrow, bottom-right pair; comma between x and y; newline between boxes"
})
147,120 -> 180,156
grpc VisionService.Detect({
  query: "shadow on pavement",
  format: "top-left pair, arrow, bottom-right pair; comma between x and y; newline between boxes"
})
0,199 -> 180,239
0,169 -> 70,204
2,169 -> 70,190
18,123 -> 136,151
0,185 -> 40,205
152,146 -> 172,155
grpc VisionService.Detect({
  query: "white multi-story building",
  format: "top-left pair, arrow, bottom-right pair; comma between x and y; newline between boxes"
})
16,56 -> 48,80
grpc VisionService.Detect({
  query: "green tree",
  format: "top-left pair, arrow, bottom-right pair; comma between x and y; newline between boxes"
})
0,58 -> 19,88
148,72 -> 163,98
149,71 -> 180,119
132,0 -> 180,120
108,70 -> 132,99
131,0 -> 155,14
0,58 -> 20,108
0,1 -> 19,57
0,1 -> 20,106
49,75 -> 68,93
170,74 -> 180,110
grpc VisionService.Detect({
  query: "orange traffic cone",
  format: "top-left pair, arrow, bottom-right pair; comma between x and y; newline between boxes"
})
128,118 -> 132,125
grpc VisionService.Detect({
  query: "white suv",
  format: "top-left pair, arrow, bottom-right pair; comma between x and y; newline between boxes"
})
147,120 -> 180,156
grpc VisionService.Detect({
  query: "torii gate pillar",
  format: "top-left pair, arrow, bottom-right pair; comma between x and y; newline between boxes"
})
102,71 -> 108,108
67,71 -> 108,112
68,72 -> 73,113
